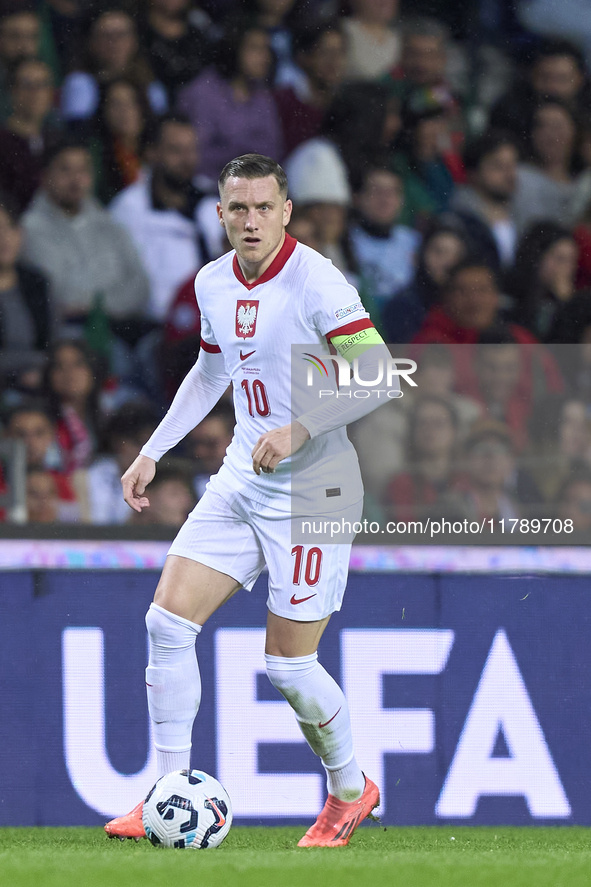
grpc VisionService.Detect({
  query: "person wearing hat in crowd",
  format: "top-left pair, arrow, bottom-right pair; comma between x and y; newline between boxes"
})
283,133 -> 358,281
286,81 -> 402,193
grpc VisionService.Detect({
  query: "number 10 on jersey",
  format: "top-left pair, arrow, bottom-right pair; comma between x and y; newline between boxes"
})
241,379 -> 271,417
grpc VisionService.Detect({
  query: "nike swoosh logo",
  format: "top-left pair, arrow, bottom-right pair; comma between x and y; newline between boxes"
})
319,707 -> 342,729
208,798 -> 226,828
240,349 -> 256,360
290,592 -> 317,605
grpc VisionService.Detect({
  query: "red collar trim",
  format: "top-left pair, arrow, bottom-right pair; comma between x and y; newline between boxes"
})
232,233 -> 297,290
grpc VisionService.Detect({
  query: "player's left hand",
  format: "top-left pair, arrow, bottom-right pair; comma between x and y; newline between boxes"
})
251,421 -> 310,475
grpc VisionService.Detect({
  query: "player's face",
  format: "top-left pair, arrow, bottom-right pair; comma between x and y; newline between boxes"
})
218,175 -> 292,276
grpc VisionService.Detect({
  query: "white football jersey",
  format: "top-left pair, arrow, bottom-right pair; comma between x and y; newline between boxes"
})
197,234 -> 372,513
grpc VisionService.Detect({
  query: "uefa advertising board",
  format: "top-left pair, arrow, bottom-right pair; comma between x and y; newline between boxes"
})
1,562 -> 591,827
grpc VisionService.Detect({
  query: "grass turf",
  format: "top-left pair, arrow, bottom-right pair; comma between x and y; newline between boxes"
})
1,826 -> 591,887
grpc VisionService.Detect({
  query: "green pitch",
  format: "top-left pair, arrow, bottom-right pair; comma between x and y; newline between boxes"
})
1,826 -> 591,887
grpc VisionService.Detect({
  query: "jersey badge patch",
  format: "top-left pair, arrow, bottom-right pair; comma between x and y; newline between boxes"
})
334,301 -> 363,321
236,300 -> 259,338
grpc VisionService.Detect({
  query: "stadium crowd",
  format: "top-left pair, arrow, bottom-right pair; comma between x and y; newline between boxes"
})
0,0 -> 591,531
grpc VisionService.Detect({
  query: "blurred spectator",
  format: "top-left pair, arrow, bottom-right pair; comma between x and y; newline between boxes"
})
186,402 -> 234,498
350,166 -> 420,326
507,223 -> 581,341
0,57 -> 60,213
5,400 -> 79,515
286,206 -> 320,250
21,139 -> 149,328
0,198 -> 52,381
110,114 -> 222,322
555,466 -> 591,533
43,339 -> 102,470
60,8 -> 167,125
284,134 -> 357,282
342,0 -> 401,82
89,77 -> 153,205
528,395 -> 591,500
391,86 -> 460,225
140,0 -> 213,104
83,401 -> 159,523
274,22 -> 346,157
0,4 -> 41,120
352,343 -> 482,503
490,38 -> 591,151
40,0 -> 83,81
382,219 -> 468,343
514,99 -> 582,232
413,260 -> 538,344
130,463 -> 195,526
6,399 -> 63,470
177,21 -> 282,186
285,81 -> 401,198
450,130 -> 520,271
160,273 -> 202,399
572,185 -> 591,290
452,419 -> 521,521
26,468 -> 61,522
517,2 -> 591,72
384,395 -> 460,522
384,16 -> 452,100
245,0 -> 309,89
550,292 -> 591,345
470,342 -> 531,452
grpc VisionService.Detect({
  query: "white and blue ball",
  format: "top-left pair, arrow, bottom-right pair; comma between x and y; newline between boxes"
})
142,769 -> 232,849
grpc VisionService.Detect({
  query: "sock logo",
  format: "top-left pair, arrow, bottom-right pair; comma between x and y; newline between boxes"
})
318,706 -> 342,729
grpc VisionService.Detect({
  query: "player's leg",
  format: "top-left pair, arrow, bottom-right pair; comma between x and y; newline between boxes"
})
260,507 -> 379,846
265,610 -> 379,847
265,610 -> 368,800
142,486 -> 263,783
146,556 -> 240,779
105,489 -> 264,839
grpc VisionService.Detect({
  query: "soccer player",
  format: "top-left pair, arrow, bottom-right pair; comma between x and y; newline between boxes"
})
105,154 -> 393,847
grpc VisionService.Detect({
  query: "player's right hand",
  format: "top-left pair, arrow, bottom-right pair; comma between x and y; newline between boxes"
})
121,454 -> 156,512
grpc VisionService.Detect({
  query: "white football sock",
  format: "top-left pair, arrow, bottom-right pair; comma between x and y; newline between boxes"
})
145,602 -> 202,779
265,652 -> 365,802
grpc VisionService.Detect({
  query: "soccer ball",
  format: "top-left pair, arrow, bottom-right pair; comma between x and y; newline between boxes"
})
142,769 -> 232,849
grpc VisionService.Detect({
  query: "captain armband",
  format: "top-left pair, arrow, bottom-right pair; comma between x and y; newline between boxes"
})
330,325 -> 385,362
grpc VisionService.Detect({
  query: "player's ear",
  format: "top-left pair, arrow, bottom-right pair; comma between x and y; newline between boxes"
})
283,198 -> 293,227
216,202 -> 225,226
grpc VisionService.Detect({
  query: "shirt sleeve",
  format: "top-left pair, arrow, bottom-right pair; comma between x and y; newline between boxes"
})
140,347 -> 230,461
304,257 -> 371,338
295,342 -> 398,439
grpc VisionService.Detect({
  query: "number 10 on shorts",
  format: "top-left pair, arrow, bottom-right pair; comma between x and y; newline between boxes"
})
291,545 -> 323,586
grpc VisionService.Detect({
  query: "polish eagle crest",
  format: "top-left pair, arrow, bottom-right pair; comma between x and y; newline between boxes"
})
236,300 -> 259,338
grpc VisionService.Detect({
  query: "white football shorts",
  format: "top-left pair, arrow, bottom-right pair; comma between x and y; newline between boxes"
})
167,485 -> 362,621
